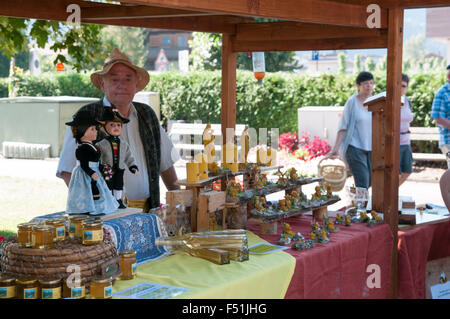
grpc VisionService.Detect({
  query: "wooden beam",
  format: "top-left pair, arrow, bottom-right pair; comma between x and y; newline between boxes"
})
85,16 -> 239,33
384,6 -> 404,300
124,0 -> 388,28
81,4 -> 217,20
221,34 -> 237,146
0,0 -> 244,33
236,21 -> 384,41
232,32 -> 388,52
328,0 -> 450,9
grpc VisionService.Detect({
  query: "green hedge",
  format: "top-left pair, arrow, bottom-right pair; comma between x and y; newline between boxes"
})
1,70 -> 446,134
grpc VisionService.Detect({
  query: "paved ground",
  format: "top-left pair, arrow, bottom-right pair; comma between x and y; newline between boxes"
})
0,156 -> 446,209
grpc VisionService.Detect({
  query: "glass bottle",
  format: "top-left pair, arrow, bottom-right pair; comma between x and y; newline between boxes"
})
118,250 -> 137,280
89,277 -> 113,299
174,246 -> 230,265
32,225 -> 54,249
17,223 -> 36,248
155,229 -> 248,250
0,274 -> 16,299
45,218 -> 66,242
39,278 -> 62,299
16,277 -> 38,299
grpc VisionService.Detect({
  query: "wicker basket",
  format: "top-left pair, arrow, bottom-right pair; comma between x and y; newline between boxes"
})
0,235 -> 120,284
317,156 -> 348,192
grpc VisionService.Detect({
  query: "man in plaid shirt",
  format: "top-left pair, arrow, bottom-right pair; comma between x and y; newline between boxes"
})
431,64 -> 450,167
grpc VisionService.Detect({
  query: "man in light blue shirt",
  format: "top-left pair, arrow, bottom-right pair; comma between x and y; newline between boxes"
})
431,64 -> 450,167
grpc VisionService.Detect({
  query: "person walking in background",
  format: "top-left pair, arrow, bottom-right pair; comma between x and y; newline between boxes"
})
431,64 -> 450,168
328,71 -> 375,189
399,74 -> 414,186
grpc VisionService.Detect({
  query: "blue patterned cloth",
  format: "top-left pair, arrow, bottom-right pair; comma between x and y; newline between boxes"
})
31,213 -> 170,264
66,161 -> 119,215
103,213 -> 170,264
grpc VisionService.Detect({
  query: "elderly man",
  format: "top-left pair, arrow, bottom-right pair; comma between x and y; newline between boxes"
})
57,48 -> 180,210
431,64 -> 450,167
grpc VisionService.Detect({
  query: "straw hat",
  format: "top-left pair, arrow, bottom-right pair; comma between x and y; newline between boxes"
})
90,48 -> 150,92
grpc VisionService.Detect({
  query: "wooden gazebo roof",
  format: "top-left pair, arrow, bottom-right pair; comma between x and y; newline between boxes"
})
2,0 -> 449,298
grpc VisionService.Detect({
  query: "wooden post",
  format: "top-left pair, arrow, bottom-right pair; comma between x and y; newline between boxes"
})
221,33 -> 237,147
221,34 -> 237,192
385,7 -> 404,299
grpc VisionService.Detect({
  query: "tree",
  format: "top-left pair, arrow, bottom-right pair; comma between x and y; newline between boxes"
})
353,54 -> 361,74
338,52 -> 347,74
99,26 -> 150,69
365,57 -> 376,72
189,32 -> 301,72
0,17 -> 104,72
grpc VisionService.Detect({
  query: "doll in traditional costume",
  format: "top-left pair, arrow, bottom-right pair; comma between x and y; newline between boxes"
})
65,110 -> 119,216
96,107 -> 138,209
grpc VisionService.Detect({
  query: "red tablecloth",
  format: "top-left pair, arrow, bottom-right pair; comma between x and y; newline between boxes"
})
397,219 -> 450,299
248,215 -> 393,299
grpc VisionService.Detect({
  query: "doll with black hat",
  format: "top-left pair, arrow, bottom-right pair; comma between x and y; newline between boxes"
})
65,110 -> 119,215
96,107 -> 138,208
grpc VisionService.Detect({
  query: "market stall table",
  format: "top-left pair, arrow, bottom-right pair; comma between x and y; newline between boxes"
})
247,213 -> 394,299
112,230 -> 296,299
397,218 -> 450,299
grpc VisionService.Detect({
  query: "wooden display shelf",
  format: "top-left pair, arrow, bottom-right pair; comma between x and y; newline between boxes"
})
249,198 -> 340,235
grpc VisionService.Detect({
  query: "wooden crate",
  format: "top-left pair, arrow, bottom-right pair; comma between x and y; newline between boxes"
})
197,191 -> 226,232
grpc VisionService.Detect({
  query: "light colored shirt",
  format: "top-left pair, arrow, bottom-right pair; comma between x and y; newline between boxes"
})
57,97 -> 180,200
400,98 -> 414,146
349,100 -> 372,151
431,82 -> 450,147
337,94 -> 372,156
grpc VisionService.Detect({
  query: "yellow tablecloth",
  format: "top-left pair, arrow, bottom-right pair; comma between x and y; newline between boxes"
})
112,230 -> 296,299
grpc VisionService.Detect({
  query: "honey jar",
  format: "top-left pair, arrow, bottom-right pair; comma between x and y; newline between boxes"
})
39,278 -> 62,299
118,250 -> 137,280
16,277 -> 38,299
82,219 -> 104,246
45,218 -> 66,242
89,277 -> 113,299
32,225 -> 54,249
17,223 -> 36,248
63,277 -> 86,299
0,274 -> 16,299
69,215 -> 88,239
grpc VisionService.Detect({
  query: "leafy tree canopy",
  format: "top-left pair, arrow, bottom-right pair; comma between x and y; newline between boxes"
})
0,17 -> 104,72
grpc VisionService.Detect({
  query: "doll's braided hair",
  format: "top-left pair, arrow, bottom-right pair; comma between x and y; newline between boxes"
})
71,125 -> 92,144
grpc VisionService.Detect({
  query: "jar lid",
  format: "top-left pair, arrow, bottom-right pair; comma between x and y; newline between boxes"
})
33,225 -> 54,232
39,278 -> 61,285
0,273 -> 16,283
92,276 -> 112,284
16,277 -> 38,285
69,215 -> 89,221
82,219 -> 103,227
17,222 -> 36,230
45,218 -> 66,225
63,277 -> 86,285
118,249 -> 136,258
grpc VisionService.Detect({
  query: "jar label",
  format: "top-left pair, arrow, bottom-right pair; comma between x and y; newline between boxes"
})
24,288 -> 37,299
132,263 -> 137,275
56,226 -> 65,238
42,287 -> 61,299
69,224 -> 76,234
0,286 -> 16,298
71,286 -> 85,298
83,229 -> 103,243
104,285 -> 112,298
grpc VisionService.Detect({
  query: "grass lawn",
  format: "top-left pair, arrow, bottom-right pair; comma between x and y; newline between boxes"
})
0,176 -> 67,237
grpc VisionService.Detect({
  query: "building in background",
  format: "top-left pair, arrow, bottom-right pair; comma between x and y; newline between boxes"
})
146,30 -> 192,71
426,7 -> 450,64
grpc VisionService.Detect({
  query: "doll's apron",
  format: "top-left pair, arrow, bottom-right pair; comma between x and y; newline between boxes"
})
66,161 -> 119,215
